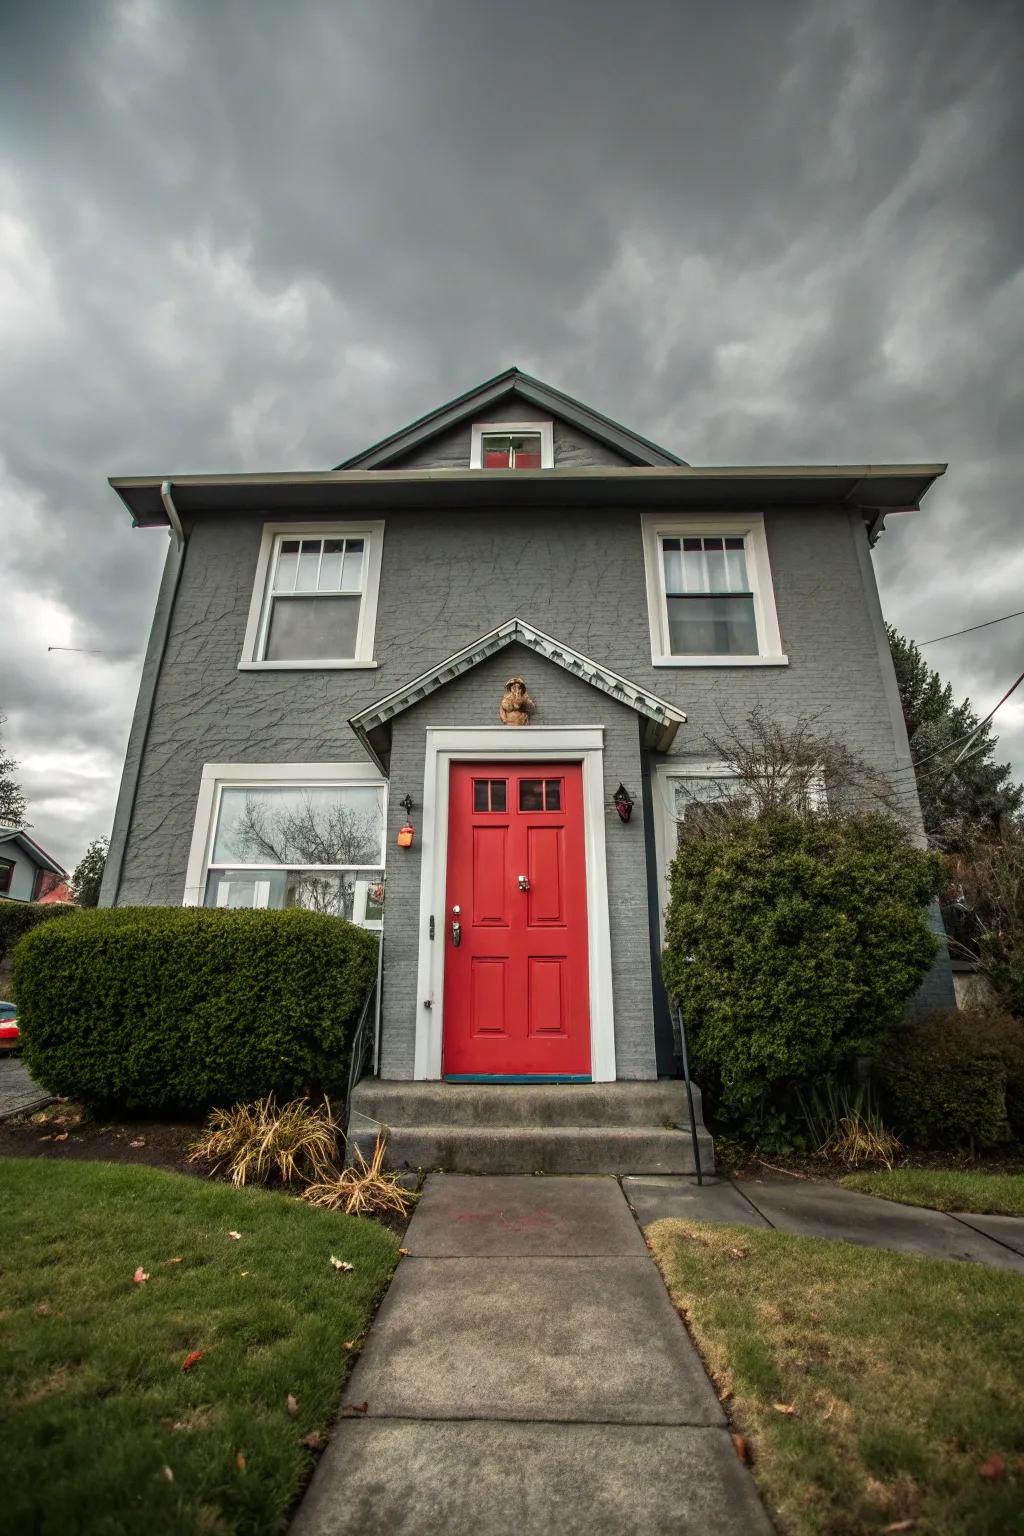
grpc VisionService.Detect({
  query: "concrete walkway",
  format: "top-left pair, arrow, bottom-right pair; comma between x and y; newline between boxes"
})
623,1173 -> 1024,1273
293,1175 -> 772,1536
0,1058 -> 50,1120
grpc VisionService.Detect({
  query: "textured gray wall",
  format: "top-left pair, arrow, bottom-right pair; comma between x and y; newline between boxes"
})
107,438 -> 954,1062
380,642 -> 654,1079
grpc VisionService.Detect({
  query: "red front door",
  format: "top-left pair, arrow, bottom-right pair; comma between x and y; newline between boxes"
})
443,762 -> 591,1078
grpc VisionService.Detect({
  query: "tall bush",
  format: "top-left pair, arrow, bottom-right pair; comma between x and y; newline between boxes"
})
662,810 -> 941,1112
0,899 -> 75,970
14,907 -> 378,1114
877,1007 -> 1024,1149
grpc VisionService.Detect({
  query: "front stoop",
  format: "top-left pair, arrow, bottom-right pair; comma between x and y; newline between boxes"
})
348,1081 -> 714,1175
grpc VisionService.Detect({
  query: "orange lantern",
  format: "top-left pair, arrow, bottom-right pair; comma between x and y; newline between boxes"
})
397,822 -> 415,849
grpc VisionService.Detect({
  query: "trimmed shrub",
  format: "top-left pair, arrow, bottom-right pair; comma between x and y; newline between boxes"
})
662,810 -> 941,1113
877,1007 -> 1024,1149
14,906 -> 379,1114
0,898 -> 75,970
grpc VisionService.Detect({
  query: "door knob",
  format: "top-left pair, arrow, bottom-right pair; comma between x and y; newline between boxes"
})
518,874 -> 530,892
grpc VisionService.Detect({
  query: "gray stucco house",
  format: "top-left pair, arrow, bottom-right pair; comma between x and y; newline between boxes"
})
0,826 -> 66,904
102,368 -> 951,1170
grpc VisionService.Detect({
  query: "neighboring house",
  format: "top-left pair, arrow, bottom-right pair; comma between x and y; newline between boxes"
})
101,367 -> 953,1170
0,826 -> 67,903
37,879 -> 75,906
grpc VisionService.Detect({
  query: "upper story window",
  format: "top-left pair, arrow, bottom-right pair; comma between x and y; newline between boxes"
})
239,522 -> 384,670
640,513 -> 787,668
469,421 -> 554,469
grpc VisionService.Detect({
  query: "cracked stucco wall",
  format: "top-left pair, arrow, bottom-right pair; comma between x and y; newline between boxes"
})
106,476 -> 954,1059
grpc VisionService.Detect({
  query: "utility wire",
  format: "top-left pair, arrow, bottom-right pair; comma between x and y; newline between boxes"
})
918,607 -> 1024,647
905,667 -> 1024,772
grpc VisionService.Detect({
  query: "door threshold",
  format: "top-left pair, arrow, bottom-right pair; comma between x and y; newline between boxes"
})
443,1074 -> 593,1084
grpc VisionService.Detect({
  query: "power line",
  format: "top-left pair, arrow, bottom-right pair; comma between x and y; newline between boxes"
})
918,607 -> 1024,647
909,667 -> 1024,771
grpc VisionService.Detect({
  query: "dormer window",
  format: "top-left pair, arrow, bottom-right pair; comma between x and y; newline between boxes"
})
470,421 -> 554,469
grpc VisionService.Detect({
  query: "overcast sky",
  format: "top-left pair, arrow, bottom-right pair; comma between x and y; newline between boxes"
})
1,0 -> 1022,869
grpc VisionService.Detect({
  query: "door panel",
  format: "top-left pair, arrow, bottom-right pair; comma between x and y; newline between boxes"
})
443,761 -> 591,1077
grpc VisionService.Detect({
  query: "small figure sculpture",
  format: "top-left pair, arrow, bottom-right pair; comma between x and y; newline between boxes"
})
499,676 -> 536,726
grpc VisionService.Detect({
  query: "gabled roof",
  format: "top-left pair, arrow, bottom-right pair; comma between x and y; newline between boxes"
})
0,826 -> 67,878
348,617 -> 687,771
336,367 -> 686,470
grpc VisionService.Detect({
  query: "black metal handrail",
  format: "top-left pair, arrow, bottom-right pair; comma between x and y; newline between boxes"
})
670,999 -> 703,1185
342,969 -> 379,1130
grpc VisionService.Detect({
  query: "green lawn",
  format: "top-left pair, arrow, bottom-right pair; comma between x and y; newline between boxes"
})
0,1159 -> 399,1535
841,1168 -> 1024,1217
649,1218 -> 1024,1536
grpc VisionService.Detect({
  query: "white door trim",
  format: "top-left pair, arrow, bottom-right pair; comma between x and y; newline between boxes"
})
415,727 -> 616,1082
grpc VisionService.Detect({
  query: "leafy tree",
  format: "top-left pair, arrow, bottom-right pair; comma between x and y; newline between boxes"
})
0,714 -> 28,828
887,627 -> 1022,846
70,838 -> 109,908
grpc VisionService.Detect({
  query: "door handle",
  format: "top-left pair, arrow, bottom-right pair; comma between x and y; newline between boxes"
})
451,904 -> 461,947
518,874 -> 530,892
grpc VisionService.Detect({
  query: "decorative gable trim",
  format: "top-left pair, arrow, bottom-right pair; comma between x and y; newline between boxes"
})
336,367 -> 685,470
348,617 -> 687,771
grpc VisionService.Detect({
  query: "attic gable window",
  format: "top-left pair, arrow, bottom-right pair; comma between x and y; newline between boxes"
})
469,421 -> 554,469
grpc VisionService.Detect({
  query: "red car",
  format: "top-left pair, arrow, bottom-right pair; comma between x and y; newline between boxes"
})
0,1001 -> 19,1053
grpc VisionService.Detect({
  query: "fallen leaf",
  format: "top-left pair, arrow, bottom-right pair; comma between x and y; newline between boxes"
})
129,1137 -> 146,1148
38,1134 -> 53,1142
235,1452 -> 246,1472
346,1401 -> 369,1415
181,1350 -> 204,1372
979,1453 -> 1006,1480
772,1402 -> 796,1416
881,1522 -> 916,1533
133,1266 -> 150,1284
164,1256 -> 183,1266
330,1256 -> 354,1272
240,1270 -> 250,1277
303,1431 -> 326,1452
731,1434 -> 749,1464
398,1248 -> 410,1257
729,1247 -> 748,1260
35,1303 -> 51,1317
227,1231 -> 242,1241
53,1133 -> 68,1142
342,1340 -> 358,1351
286,1393 -> 299,1419
162,1465 -> 174,1483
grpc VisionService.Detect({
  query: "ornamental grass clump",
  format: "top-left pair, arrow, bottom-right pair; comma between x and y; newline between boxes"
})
188,1095 -> 341,1186
303,1134 -> 419,1218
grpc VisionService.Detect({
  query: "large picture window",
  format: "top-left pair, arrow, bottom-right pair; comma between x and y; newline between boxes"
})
641,513 -> 786,667
240,522 -> 384,669
185,764 -> 386,927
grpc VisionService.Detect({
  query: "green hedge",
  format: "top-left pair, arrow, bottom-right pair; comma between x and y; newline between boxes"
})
0,899 -> 76,971
878,1007 -> 1024,1149
13,907 -> 379,1114
662,810 -> 941,1113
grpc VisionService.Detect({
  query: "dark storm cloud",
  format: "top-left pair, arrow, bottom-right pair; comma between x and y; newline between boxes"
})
1,0 -> 1022,864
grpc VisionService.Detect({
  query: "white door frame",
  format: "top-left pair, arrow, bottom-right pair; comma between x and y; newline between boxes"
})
415,726 -> 616,1082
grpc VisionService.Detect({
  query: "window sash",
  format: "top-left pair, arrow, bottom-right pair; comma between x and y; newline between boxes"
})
207,782 -> 387,870
255,532 -> 372,663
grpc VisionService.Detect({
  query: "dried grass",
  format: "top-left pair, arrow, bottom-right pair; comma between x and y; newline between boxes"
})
817,1114 -> 901,1170
302,1134 -> 419,1218
187,1095 -> 340,1186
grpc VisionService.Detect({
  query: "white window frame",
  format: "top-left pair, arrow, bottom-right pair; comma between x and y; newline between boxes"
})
239,521 -> 384,670
469,421 -> 554,469
651,760 -> 737,941
640,512 -> 787,667
183,762 -> 388,924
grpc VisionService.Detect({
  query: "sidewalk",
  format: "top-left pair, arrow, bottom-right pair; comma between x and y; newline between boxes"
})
292,1175 -> 772,1536
623,1172 -> 1024,1272
0,1059 -> 51,1121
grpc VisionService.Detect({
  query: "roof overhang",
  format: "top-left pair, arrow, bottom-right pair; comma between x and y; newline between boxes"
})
0,826 -> 67,878
111,462 -> 946,534
348,617 -> 687,773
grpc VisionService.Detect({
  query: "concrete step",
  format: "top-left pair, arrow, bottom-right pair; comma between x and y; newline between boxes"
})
350,1079 -> 703,1130
351,1122 -> 714,1176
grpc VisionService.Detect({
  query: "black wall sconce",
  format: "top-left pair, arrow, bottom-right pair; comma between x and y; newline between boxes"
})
396,793 -> 416,849
613,784 -> 634,823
